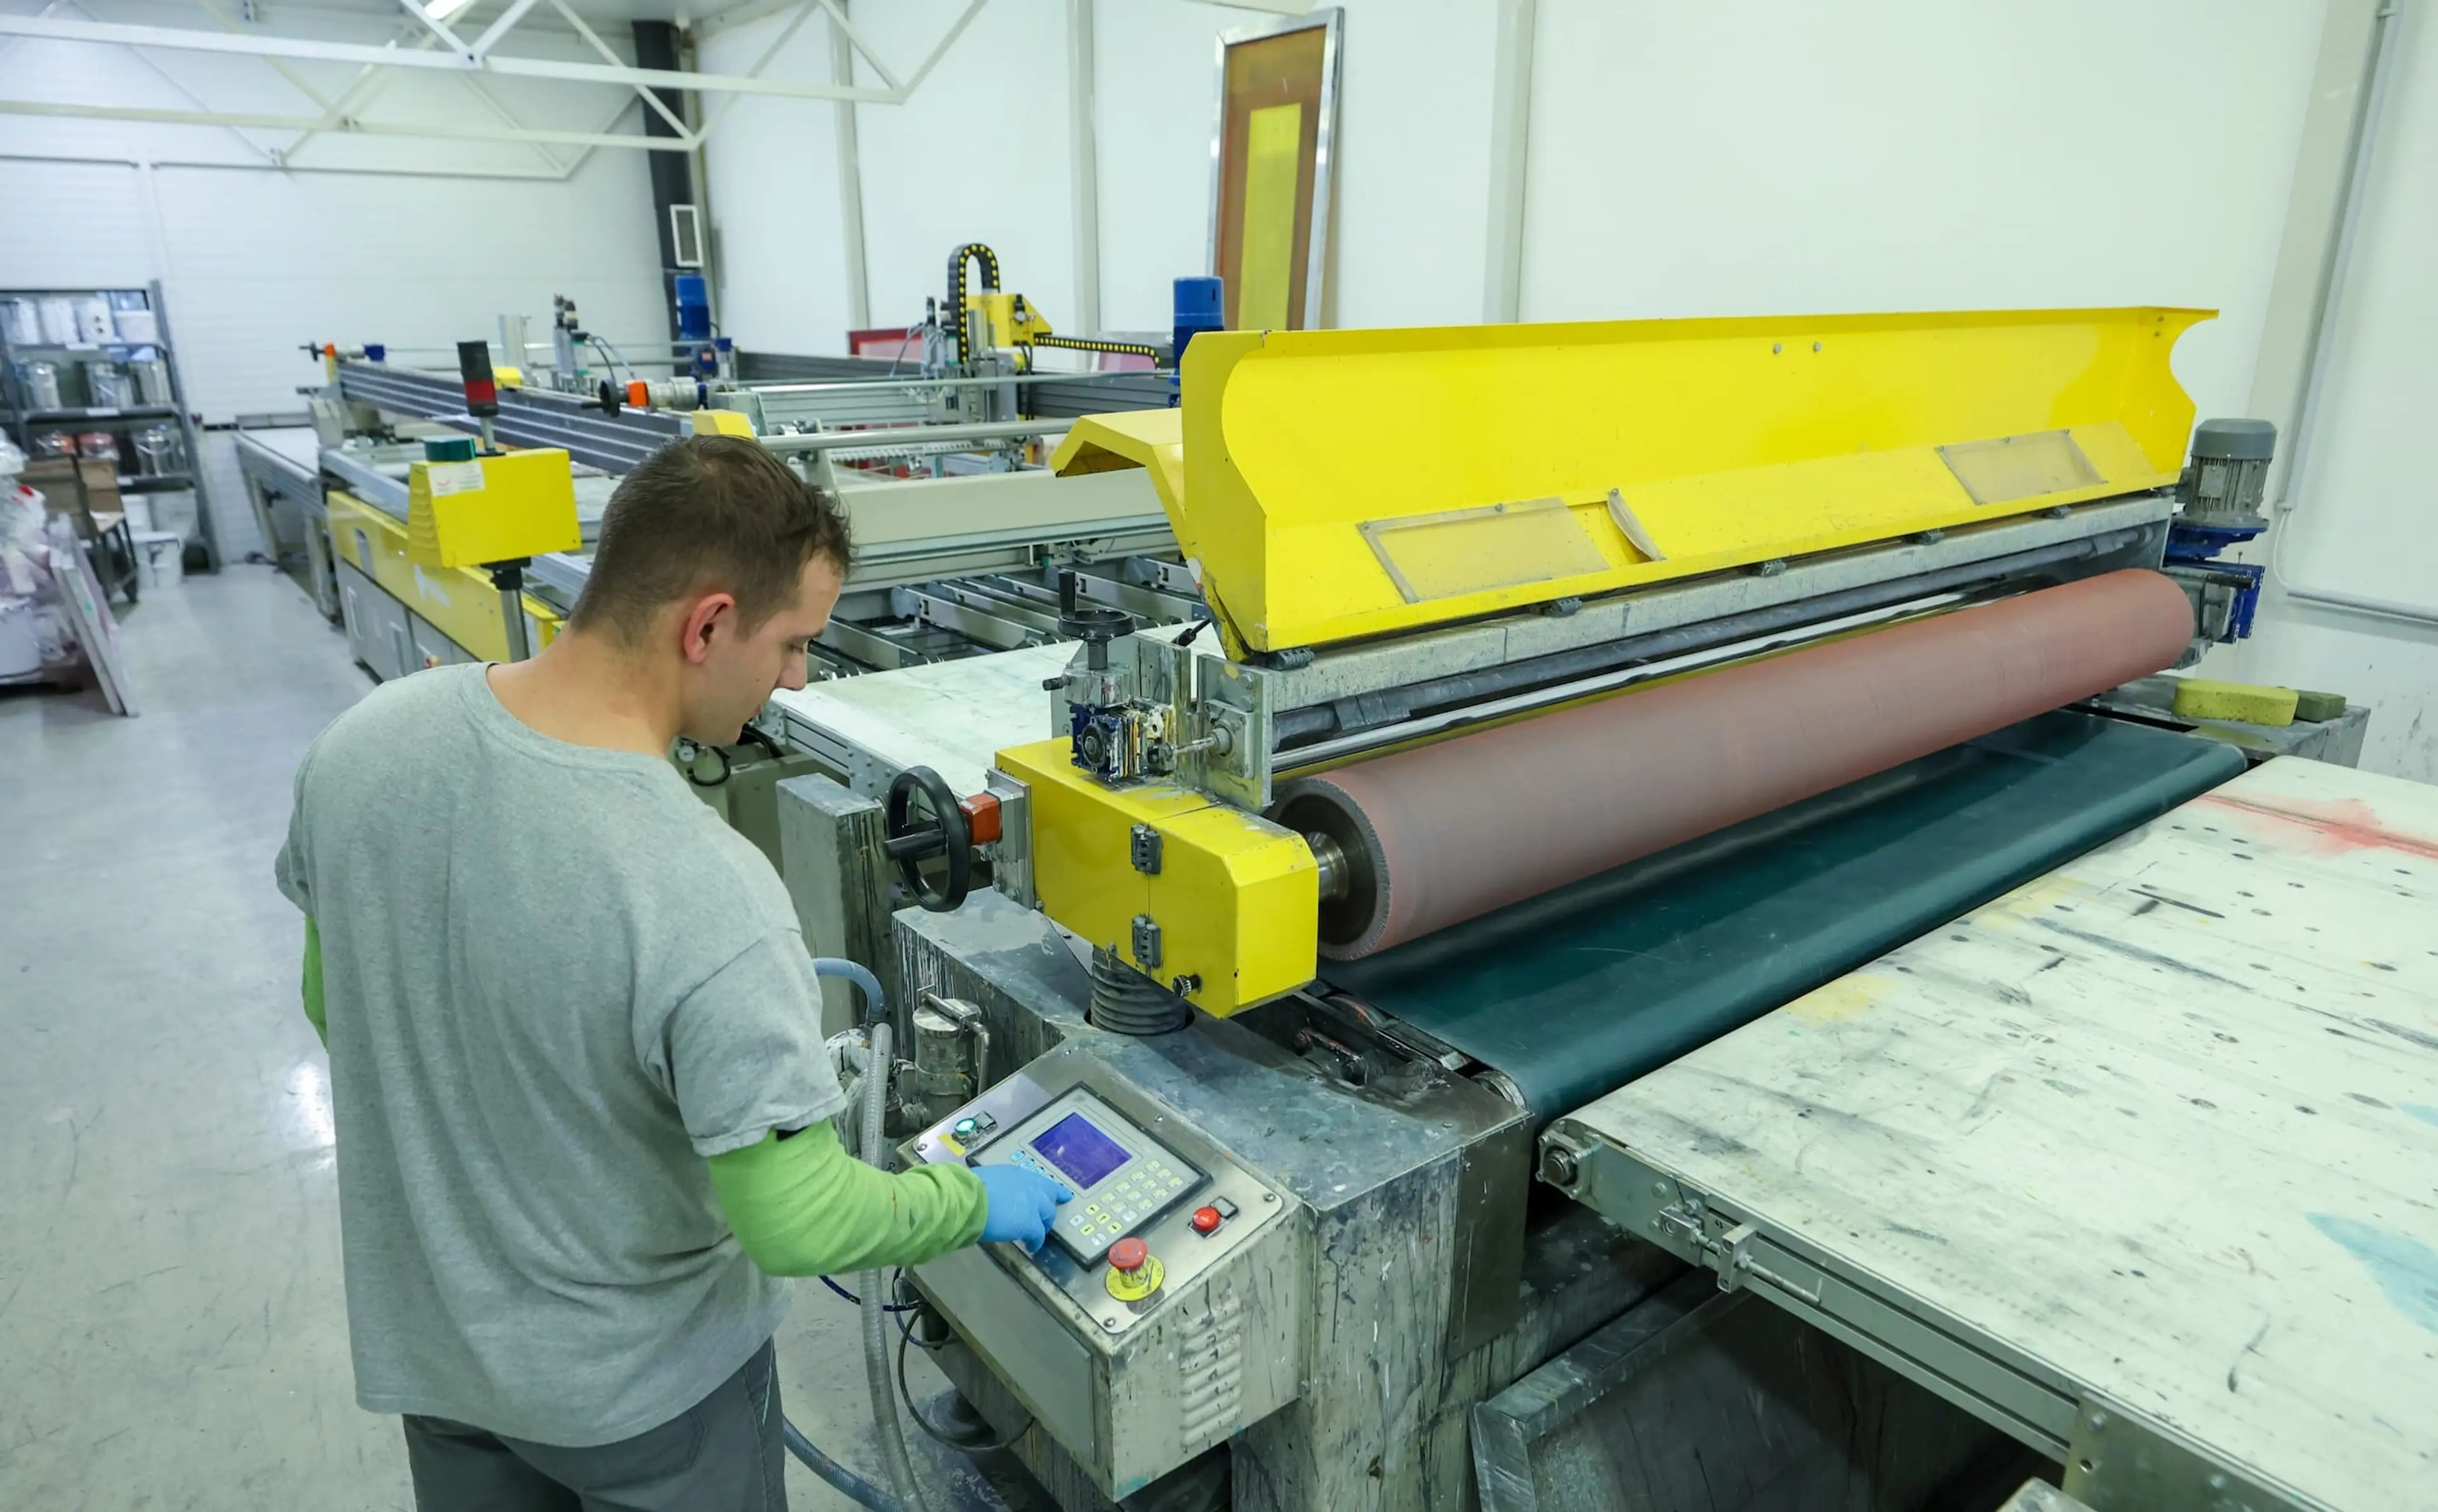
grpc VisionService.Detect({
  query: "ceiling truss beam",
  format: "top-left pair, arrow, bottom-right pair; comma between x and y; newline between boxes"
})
0,1 -> 990,110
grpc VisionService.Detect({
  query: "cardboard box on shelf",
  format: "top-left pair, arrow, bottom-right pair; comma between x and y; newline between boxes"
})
21,457 -> 122,530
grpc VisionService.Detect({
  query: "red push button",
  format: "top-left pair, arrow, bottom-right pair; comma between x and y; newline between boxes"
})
1109,1237 -> 1149,1272
1190,1205 -> 1222,1235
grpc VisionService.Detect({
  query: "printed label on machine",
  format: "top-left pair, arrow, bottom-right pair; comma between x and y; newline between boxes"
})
968,1091 -> 1204,1264
425,460 -> 485,497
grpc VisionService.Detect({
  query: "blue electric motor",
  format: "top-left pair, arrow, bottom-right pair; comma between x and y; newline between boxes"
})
2166,418 -> 2277,645
673,273 -> 712,343
1172,276 -> 1224,364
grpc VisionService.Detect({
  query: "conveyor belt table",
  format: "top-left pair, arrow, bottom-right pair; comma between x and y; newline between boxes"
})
1547,756 -> 2438,1512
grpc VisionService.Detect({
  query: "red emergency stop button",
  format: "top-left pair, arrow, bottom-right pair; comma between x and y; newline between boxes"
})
1190,1205 -> 1222,1235
1109,1237 -> 1149,1272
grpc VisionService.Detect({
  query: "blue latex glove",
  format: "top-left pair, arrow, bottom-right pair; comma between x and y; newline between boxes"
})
974,1165 -> 1071,1251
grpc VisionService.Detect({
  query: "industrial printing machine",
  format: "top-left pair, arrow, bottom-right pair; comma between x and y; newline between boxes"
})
295,242 -> 1196,682
760,309 -> 2434,1512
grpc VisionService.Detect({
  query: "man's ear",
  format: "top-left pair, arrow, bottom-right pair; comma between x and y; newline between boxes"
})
679,592 -> 738,665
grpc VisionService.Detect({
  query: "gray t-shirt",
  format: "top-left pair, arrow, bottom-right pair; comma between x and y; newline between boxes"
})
275,663 -> 848,1447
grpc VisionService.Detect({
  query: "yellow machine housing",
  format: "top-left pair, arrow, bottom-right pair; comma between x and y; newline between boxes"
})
969,291 -> 1055,352
1016,307 -> 2214,1016
689,409 -> 757,439
1056,307 -> 2206,657
406,448 -> 581,571
329,489 -> 563,664
996,738 -> 1317,1016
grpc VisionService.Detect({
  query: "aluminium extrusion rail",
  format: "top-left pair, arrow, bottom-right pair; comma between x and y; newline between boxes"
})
335,361 -> 686,474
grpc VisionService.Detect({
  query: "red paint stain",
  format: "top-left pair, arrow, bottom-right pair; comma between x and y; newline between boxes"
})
2193,792 -> 2438,865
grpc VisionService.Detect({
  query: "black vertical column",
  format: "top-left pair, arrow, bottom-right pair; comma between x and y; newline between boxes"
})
633,19 -> 692,343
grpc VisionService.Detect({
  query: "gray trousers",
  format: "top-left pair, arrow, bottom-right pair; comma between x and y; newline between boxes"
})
401,1337 -> 787,1512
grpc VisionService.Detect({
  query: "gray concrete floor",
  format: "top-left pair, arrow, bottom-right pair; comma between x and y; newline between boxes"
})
0,567 -> 1001,1510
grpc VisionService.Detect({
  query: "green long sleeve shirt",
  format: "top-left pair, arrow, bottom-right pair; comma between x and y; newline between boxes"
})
298,918 -> 983,1280
708,1123 -> 987,1275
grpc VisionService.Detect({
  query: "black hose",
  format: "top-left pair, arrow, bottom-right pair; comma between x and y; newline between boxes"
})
897,1318 -> 1021,1454
782,1419 -> 903,1512
680,741 -> 733,788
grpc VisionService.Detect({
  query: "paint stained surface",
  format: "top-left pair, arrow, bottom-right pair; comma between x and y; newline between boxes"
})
1561,754 -> 2438,1511
2309,1215 -> 2438,1336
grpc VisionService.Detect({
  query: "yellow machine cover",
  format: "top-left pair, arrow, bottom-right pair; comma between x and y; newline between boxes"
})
1054,307 -> 2209,654
407,448 -> 581,570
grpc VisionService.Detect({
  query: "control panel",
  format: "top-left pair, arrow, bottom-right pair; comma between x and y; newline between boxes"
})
916,1058 -> 1280,1332
906,1040 -> 1305,1497
961,1089 -> 1204,1264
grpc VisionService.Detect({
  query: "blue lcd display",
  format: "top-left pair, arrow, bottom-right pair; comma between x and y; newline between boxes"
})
1030,1112 -> 1130,1188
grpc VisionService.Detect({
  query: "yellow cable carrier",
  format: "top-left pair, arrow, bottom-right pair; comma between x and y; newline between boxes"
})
1054,307 -> 2208,656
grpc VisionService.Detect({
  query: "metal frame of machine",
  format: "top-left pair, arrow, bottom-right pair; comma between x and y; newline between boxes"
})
743,306 -> 2423,1512
291,281 -> 1209,884
299,262 -> 1196,684
999,308 -> 2214,1018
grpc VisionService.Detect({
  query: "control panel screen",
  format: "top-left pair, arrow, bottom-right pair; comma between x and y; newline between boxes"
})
1030,1112 -> 1129,1189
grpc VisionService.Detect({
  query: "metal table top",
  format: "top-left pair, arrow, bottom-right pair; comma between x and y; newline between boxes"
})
234,426 -> 322,479
766,647 -> 1072,798
766,625 -> 1222,797
1549,755 -> 2438,1511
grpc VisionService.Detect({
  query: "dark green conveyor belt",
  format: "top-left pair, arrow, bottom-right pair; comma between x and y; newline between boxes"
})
1318,711 -> 2246,1123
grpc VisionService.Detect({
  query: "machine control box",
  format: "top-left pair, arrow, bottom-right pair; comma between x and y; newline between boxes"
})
961,1089 -> 1205,1264
906,1042 -> 1307,1499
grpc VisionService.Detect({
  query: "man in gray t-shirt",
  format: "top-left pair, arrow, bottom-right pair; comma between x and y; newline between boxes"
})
276,437 -> 1065,1509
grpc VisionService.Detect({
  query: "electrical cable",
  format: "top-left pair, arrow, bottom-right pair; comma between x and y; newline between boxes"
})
823,1274 -> 921,1312
896,1313 -> 1022,1454
736,722 -> 787,762
588,335 -> 636,385
884,319 -> 924,379
680,741 -> 733,788
893,1271 -> 949,1349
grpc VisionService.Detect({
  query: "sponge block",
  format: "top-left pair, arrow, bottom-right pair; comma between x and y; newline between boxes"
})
2173,678 -> 2299,727
2293,689 -> 2348,722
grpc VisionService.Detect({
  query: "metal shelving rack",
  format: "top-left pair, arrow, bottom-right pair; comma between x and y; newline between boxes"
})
1,280 -> 221,584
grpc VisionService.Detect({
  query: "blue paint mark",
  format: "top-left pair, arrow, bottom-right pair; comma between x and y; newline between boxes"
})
2308,1214 -> 2438,1336
2399,1102 -> 2438,1131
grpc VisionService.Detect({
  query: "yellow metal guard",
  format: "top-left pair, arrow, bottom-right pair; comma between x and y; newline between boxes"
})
997,738 -> 1317,1017
407,448 -> 580,571
1054,307 -> 2209,654
328,490 -> 563,663
689,409 -> 758,439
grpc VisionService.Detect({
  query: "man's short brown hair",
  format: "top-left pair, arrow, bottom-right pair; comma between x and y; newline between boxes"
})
569,435 -> 851,644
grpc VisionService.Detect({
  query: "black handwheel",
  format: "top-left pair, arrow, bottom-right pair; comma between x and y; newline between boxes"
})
885,766 -> 971,912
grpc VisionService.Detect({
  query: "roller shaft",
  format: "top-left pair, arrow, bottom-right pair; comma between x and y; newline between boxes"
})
1272,569 -> 2194,959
